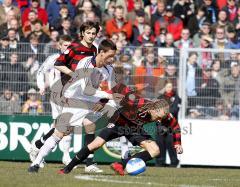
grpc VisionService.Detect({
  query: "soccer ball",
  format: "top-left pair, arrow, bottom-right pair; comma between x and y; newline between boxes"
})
125,158 -> 146,175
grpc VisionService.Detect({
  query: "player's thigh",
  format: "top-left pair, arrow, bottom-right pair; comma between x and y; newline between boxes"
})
140,140 -> 160,158
125,127 -> 153,146
50,101 -> 62,120
55,107 -> 88,135
83,118 -> 96,133
61,107 -> 89,128
98,124 -> 122,143
55,112 -> 74,136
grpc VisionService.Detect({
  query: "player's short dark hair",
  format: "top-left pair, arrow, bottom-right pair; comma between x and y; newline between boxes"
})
98,39 -> 117,52
79,21 -> 100,36
58,34 -> 72,42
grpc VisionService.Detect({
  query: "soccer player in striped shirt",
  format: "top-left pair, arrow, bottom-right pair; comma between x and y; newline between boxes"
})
58,92 -> 183,175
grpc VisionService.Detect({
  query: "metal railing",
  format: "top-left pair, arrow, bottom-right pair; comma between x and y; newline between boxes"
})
179,48 -> 240,120
0,43 -> 239,120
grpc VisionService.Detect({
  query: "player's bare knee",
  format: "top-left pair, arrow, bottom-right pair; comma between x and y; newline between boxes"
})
151,144 -> 160,157
54,129 -> 64,138
141,140 -> 160,158
83,118 -> 96,133
87,137 -> 105,151
55,126 -> 73,137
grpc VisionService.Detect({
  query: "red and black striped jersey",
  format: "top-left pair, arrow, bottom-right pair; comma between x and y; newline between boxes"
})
157,113 -> 181,145
109,83 -> 181,145
55,42 -> 97,71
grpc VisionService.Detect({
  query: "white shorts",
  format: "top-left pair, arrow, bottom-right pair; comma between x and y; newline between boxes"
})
61,100 -> 118,127
50,101 -> 63,120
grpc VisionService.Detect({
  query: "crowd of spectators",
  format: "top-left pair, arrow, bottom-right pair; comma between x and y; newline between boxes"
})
0,0 -> 239,119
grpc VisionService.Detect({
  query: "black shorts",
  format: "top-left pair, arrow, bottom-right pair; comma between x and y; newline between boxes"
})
98,124 -> 153,146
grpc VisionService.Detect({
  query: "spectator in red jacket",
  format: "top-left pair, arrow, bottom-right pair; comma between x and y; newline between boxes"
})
22,10 -> 38,38
105,5 -> 133,40
136,24 -> 155,46
21,0 -> 48,26
222,0 -> 238,22
154,5 -> 183,41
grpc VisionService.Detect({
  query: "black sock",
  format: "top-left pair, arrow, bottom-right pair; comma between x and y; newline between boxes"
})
64,146 -> 91,173
84,134 -> 95,166
35,128 -> 55,149
43,128 -> 55,141
35,139 -> 44,149
122,151 -> 153,168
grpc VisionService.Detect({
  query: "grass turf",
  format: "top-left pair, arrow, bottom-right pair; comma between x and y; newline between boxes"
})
0,161 -> 240,187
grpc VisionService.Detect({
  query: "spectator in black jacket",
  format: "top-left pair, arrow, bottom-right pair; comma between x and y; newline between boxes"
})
173,0 -> 193,26
131,10 -> 146,45
187,5 -> 207,37
0,36 -> 11,62
196,66 -> 221,107
0,52 -> 29,96
155,79 -> 181,167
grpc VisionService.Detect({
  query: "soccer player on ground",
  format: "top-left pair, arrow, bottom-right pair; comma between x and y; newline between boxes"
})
30,35 -> 72,167
28,39 -> 122,173
58,95 -> 183,176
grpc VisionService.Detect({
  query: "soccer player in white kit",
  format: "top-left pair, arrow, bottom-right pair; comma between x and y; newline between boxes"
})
28,39 -> 121,173
29,35 -> 73,166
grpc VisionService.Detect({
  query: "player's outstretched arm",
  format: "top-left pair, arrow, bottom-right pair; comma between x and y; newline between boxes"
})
37,54 -> 60,95
170,116 -> 183,154
54,65 -> 73,76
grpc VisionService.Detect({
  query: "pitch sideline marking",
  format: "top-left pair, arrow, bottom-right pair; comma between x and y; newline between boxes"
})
75,175 -> 214,187
75,175 -> 172,186
209,178 -> 240,182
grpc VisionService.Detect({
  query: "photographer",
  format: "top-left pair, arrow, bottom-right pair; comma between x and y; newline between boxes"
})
155,79 -> 181,167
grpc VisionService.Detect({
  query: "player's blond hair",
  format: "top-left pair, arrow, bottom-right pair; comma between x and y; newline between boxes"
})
139,99 -> 169,114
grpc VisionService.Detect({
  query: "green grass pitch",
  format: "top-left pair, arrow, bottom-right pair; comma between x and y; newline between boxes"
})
1,161 -> 240,187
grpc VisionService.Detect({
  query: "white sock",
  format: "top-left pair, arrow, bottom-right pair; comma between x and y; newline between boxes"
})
32,134 -> 61,166
87,154 -> 94,159
61,134 -> 72,159
120,136 -> 130,159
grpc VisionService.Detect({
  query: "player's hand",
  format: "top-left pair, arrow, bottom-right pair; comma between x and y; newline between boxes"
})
92,102 -> 105,112
39,89 -> 45,96
174,144 -> 183,154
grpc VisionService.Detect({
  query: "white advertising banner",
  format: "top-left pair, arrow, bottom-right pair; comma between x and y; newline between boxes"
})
178,119 -> 240,166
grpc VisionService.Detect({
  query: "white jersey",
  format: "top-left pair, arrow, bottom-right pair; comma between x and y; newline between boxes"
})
64,56 -> 115,102
62,56 -> 117,127
36,53 -> 61,90
36,53 -> 62,119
